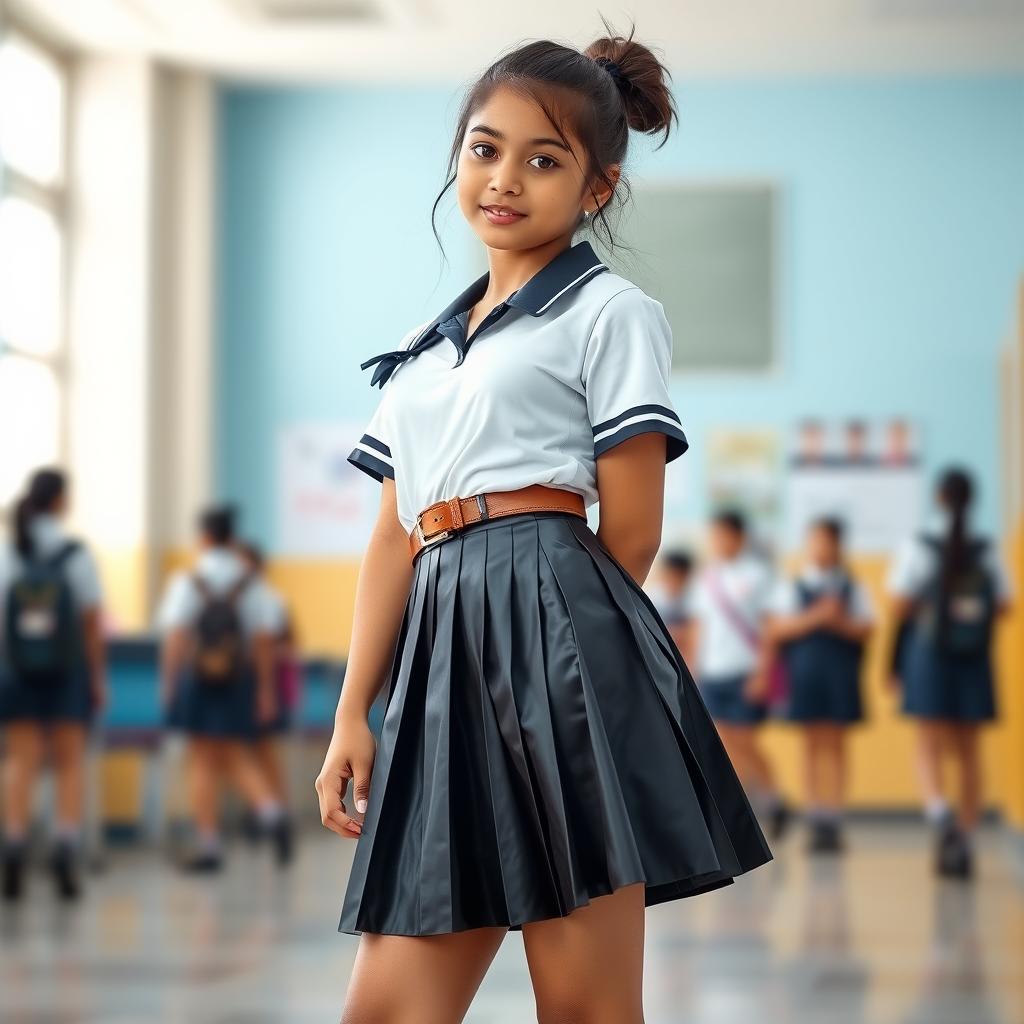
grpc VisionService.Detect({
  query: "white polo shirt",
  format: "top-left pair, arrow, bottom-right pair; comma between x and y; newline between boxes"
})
346,240 -> 689,534
768,564 -> 875,622
686,552 -> 776,680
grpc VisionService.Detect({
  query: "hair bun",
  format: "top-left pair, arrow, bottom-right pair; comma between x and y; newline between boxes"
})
584,18 -> 677,148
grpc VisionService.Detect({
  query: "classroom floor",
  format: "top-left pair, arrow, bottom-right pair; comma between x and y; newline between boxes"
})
1,821 -> 1022,1023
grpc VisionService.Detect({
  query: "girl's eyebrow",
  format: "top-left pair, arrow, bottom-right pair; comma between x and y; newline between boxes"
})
468,123 -> 571,153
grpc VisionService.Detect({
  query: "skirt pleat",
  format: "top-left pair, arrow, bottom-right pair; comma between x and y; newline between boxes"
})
339,512 -> 772,937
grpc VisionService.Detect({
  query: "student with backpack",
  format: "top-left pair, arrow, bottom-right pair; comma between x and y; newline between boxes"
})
766,517 -> 875,853
684,510 -> 792,839
0,468 -> 107,902
156,506 -> 292,871
887,467 -> 1013,879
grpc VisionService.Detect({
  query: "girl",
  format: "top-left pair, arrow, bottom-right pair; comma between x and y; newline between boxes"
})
157,507 -> 292,871
766,517 -> 875,853
887,467 -> 1012,879
317,23 -> 771,1022
685,509 -> 792,841
0,468 -> 107,901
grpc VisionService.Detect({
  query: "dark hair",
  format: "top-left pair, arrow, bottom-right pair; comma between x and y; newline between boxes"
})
238,540 -> 264,570
810,516 -> 845,546
198,505 -> 236,546
13,468 -> 67,559
935,466 -> 974,598
711,508 -> 746,538
431,17 -> 678,265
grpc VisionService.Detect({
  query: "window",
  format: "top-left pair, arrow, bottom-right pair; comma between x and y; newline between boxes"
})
0,30 -> 67,506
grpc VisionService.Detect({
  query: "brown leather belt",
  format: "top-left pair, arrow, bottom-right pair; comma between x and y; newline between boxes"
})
409,484 -> 587,562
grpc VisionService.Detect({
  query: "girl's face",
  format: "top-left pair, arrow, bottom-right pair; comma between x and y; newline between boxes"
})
456,85 -> 615,251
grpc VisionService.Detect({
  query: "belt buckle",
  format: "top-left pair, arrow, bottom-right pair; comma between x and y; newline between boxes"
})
416,509 -> 455,548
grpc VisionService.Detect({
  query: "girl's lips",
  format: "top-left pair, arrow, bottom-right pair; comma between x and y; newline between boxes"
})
481,205 -> 527,225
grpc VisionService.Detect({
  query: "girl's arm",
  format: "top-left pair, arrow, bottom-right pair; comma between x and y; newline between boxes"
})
593,432 -> 667,586
81,605 -> 108,713
334,477 -> 414,724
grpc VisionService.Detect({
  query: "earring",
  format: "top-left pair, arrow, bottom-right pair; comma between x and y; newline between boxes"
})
583,209 -> 591,219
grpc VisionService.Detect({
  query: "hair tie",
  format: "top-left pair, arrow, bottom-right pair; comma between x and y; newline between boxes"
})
593,56 -> 628,91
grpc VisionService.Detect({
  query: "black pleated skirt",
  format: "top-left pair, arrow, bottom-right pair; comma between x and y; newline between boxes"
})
338,510 -> 772,937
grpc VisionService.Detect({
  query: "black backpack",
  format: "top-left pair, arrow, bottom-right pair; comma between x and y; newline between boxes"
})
190,572 -> 254,685
4,540 -> 82,680
914,534 -> 996,656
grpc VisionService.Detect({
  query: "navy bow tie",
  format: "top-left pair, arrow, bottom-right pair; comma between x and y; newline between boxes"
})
360,329 -> 442,388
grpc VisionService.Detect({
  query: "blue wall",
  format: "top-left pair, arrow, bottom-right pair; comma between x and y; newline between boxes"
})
216,76 -> 1024,547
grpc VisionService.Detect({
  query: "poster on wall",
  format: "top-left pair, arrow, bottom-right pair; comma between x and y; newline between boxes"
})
278,422 -> 377,556
706,428 -> 782,555
784,417 -> 922,552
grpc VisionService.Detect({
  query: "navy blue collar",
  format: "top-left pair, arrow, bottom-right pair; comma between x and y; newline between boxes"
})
361,240 -> 608,388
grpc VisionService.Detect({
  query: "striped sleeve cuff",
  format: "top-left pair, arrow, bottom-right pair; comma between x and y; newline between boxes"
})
347,434 -> 395,482
592,404 -> 689,462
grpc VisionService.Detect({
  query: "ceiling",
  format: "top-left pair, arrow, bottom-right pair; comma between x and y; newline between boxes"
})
8,0 -> 1024,82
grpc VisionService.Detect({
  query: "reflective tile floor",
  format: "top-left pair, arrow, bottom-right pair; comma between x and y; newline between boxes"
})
1,822 -> 1022,1023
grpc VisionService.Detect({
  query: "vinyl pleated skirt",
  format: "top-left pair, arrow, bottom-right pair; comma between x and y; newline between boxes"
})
0,666 -> 93,725
338,511 -> 773,937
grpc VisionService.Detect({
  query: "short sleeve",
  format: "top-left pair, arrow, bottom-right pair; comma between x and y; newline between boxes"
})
347,393 -> 395,483
346,321 -> 427,483
848,580 -> 875,622
154,571 -> 199,634
67,546 -> 103,610
582,287 -> 689,462
767,578 -> 799,616
887,537 -> 929,597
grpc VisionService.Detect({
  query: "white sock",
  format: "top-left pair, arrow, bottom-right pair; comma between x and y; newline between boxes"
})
256,801 -> 284,826
197,830 -> 222,855
925,799 -> 951,825
55,822 -> 82,847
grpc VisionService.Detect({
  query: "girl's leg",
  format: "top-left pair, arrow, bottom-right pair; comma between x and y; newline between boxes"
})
802,726 -> 823,811
189,737 -> 223,848
1,722 -> 45,842
253,736 -> 288,805
819,724 -> 846,814
914,721 -> 951,822
522,881 -> 646,1024
950,723 -> 982,832
222,740 -> 282,817
341,925 -> 508,1024
50,723 -> 88,839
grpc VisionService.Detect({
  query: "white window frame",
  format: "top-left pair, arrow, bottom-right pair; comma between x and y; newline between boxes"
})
0,22 -> 71,515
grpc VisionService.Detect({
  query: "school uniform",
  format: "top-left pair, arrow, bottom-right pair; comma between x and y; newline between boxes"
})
769,565 -> 873,724
0,515 -> 101,726
888,518 -> 1011,722
156,547 -> 281,740
256,583 -> 293,736
340,240 -> 771,938
687,553 -> 776,725
645,579 -> 692,628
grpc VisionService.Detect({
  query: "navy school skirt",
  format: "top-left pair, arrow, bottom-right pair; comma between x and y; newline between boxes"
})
338,511 -> 773,937
0,666 -> 93,726
901,631 -> 996,723
165,670 -> 258,739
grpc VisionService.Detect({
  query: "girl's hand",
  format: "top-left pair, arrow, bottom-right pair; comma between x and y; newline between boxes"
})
744,670 -> 769,703
256,685 -> 278,725
315,714 -> 377,839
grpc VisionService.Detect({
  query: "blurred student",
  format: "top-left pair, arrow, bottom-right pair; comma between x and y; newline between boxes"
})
237,541 -> 301,818
766,517 -> 874,853
887,467 -> 1012,879
684,510 -> 791,838
0,468 -> 107,901
646,548 -> 696,665
156,506 -> 292,871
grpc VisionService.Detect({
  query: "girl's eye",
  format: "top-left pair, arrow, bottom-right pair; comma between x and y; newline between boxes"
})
528,155 -> 559,171
470,143 -> 496,159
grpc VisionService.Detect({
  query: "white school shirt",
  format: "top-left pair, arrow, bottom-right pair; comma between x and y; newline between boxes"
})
687,553 -> 776,680
346,240 -> 689,534
768,564 -> 875,622
155,547 -> 282,637
887,514 -> 1012,602
0,515 -> 103,664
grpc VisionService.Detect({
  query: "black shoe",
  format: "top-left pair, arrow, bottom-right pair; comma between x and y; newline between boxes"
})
179,851 -> 224,874
267,815 -> 294,868
240,810 -> 262,846
51,842 -> 82,901
808,820 -> 844,854
937,828 -> 973,880
2,846 -> 26,902
767,800 -> 793,842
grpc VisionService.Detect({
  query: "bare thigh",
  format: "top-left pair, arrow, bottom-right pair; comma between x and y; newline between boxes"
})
522,881 -> 646,1024
341,924 -> 508,1024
